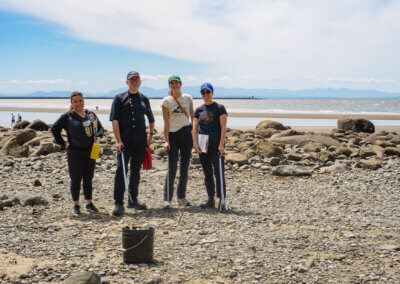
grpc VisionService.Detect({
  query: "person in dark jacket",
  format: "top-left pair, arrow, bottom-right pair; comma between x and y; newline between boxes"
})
52,91 -> 104,214
192,83 -> 228,212
110,71 -> 155,216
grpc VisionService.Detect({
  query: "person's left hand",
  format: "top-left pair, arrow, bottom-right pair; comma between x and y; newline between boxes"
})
94,136 -> 98,143
147,134 -> 153,146
218,145 -> 225,156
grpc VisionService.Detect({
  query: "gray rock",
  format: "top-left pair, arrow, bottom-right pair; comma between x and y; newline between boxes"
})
27,119 -> 49,131
269,157 -> 281,166
256,120 -> 288,131
24,196 -> 49,207
317,150 -> 336,163
359,146 -> 377,158
154,148 -> 167,157
362,158 -> 382,170
12,120 -> 30,129
225,153 -> 248,165
338,118 -> 375,133
383,147 -> 400,156
379,244 -> 400,251
64,272 -> 100,284
272,165 -> 313,176
254,141 -> 283,158
287,153 -> 303,161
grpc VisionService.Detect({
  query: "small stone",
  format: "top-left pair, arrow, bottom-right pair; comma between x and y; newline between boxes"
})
380,244 -> 400,251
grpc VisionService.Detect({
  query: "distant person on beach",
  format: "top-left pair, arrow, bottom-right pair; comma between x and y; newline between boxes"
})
51,91 -> 104,215
192,83 -> 228,211
17,113 -> 22,122
109,71 -> 155,216
161,75 -> 194,209
11,113 -> 15,125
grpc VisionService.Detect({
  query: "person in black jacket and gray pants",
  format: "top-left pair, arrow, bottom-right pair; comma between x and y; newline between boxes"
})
110,71 -> 155,216
52,91 -> 104,214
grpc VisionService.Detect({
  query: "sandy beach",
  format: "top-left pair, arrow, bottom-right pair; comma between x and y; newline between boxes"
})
2,106 -> 400,120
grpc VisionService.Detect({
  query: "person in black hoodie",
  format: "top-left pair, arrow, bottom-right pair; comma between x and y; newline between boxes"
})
52,91 -> 104,214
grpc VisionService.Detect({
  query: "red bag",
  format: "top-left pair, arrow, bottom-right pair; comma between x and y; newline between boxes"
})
143,147 -> 152,170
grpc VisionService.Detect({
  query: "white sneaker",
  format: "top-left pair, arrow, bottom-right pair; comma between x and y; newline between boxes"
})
163,201 -> 171,210
178,198 -> 191,207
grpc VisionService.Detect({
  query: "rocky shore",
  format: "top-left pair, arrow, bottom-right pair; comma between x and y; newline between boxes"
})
0,118 -> 399,283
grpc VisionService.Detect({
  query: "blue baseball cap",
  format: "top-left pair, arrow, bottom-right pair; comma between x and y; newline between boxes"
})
200,83 -> 214,92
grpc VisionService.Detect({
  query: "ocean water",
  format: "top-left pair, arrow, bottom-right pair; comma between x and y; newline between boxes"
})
1,98 -> 400,127
1,98 -> 400,114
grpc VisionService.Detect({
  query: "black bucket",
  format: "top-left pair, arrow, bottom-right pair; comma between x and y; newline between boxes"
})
122,226 -> 155,263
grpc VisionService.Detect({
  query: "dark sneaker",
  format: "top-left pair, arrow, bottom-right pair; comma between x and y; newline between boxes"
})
112,204 -> 125,216
200,199 -> 215,209
178,198 -> 191,207
85,202 -> 99,213
73,205 -> 81,215
127,199 -> 147,210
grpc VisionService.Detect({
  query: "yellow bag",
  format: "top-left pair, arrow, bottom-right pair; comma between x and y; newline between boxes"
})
90,143 -> 101,160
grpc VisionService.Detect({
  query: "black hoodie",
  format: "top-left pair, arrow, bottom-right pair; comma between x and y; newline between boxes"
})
52,110 -> 104,149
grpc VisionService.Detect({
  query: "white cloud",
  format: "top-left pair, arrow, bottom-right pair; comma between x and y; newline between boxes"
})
141,74 -> 169,81
0,0 -> 399,91
214,76 -> 232,82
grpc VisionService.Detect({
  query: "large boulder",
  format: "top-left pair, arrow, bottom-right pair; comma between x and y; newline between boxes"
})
337,118 -> 375,133
225,153 -> 248,165
13,120 -> 30,129
0,139 -> 29,157
272,165 -> 313,176
362,158 -> 382,170
23,135 -> 53,147
27,119 -> 49,131
359,146 -> 377,158
256,120 -> 288,131
254,141 -> 283,158
270,134 -> 341,147
14,129 -> 36,145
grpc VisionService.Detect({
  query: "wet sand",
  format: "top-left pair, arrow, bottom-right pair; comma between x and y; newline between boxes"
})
1,106 -> 400,120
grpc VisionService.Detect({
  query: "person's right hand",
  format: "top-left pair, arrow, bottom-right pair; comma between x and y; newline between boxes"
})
194,144 -> 202,154
65,142 -> 70,148
163,142 -> 170,151
116,142 -> 124,152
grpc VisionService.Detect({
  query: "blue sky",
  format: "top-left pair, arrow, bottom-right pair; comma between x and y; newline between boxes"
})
0,0 -> 399,94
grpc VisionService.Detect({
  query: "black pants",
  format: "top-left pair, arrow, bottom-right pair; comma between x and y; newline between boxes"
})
164,126 -> 193,201
67,147 -> 95,201
199,135 -> 226,199
114,141 -> 146,205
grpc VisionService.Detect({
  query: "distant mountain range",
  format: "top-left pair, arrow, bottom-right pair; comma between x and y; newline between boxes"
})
1,86 -> 400,99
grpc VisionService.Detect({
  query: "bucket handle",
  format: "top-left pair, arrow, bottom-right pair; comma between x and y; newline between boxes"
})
120,235 -> 148,252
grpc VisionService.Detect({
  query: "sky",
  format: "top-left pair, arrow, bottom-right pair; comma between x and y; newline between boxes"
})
0,0 -> 399,94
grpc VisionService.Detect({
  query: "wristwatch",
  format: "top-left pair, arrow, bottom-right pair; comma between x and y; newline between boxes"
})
149,131 -> 155,136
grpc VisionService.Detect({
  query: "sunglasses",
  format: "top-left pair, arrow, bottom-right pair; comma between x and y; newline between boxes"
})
201,89 -> 211,95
